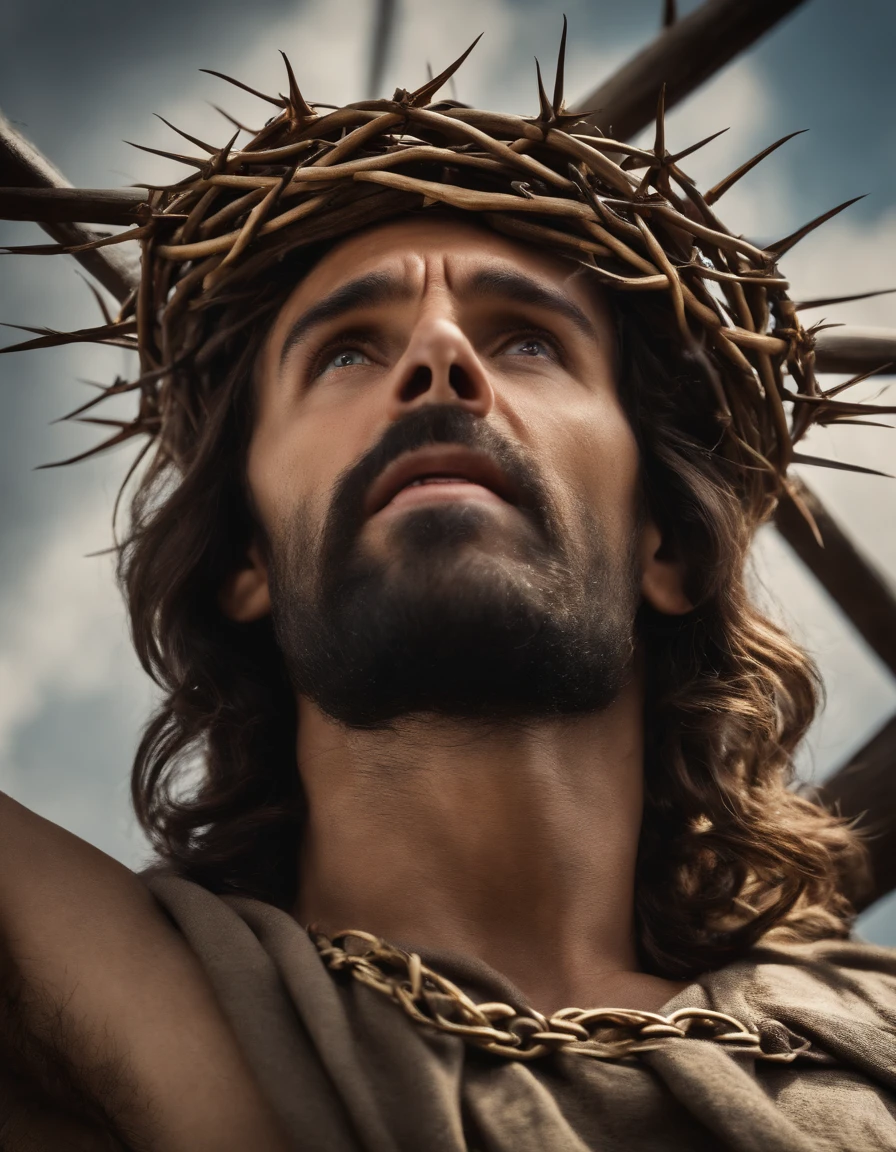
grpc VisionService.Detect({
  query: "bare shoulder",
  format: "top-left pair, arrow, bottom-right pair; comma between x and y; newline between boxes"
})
0,792 -> 289,1151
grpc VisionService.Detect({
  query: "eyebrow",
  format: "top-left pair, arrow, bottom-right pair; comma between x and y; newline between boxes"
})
277,263 -> 597,369
463,267 -> 596,340
278,271 -> 414,367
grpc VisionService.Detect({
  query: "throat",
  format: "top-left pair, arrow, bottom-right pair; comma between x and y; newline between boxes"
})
294,686 -> 649,1016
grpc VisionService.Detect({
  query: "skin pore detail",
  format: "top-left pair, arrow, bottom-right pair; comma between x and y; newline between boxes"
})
223,217 -> 693,1015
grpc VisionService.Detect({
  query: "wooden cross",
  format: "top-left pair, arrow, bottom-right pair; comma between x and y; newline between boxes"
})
1,0 -> 893,912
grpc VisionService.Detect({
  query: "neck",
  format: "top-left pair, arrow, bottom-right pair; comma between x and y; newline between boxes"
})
293,680 -> 681,1012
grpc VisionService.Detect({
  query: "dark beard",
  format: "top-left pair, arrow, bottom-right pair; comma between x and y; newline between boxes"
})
267,406 -> 640,728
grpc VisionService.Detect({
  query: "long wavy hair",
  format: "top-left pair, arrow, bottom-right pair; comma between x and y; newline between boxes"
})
121,219 -> 866,979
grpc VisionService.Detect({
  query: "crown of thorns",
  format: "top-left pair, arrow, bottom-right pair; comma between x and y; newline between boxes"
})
3,23 -> 893,531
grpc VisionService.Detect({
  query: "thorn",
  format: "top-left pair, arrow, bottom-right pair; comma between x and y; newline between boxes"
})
153,114 -> 217,154
55,379 -> 138,424
790,451 -> 892,479
279,50 -> 315,120
552,15 -> 568,116
209,104 -> 258,134
663,0 -> 676,28
76,273 -> 114,326
823,418 -> 893,430
705,129 -> 808,205
200,68 -> 286,109
783,480 -> 824,547
653,83 -> 666,163
34,424 -> 143,469
634,165 -> 656,199
769,195 -> 866,258
669,126 -> 729,165
125,141 -> 206,168
83,546 -> 120,559
217,129 -> 241,165
534,58 -> 553,122
795,286 -> 896,312
823,362 -> 894,399
407,33 -> 482,107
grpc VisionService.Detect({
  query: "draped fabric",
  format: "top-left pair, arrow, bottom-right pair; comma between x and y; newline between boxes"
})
146,873 -> 896,1152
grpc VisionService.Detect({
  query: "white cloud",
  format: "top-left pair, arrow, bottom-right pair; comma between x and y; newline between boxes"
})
653,59 -> 896,587
638,56 -> 896,794
751,526 -> 896,781
3,14 -> 894,931
0,492 -> 153,765
115,0 -> 521,191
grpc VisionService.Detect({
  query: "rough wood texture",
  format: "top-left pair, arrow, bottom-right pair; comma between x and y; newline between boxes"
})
0,110 -> 137,302
819,715 -> 896,912
0,186 -> 149,225
814,327 -> 896,375
572,0 -> 808,140
1,3 -> 894,914
774,478 -> 896,678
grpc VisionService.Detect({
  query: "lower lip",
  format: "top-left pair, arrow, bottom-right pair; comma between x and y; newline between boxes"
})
378,480 -> 507,514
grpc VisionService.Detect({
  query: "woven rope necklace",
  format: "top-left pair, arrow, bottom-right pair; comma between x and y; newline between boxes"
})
312,929 -> 809,1063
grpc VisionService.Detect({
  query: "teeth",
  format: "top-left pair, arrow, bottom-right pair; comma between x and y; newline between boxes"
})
408,475 -> 468,487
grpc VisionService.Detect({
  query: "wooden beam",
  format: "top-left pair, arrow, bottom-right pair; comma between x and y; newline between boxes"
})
774,478 -> 896,678
819,713 -> 896,912
571,0 -> 808,140
0,187 -> 149,226
777,479 -> 896,911
0,1 -> 892,920
0,109 -> 137,303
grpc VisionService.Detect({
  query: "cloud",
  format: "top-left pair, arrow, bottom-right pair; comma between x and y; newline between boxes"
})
1,6 -> 894,935
647,55 -> 896,787
653,57 -> 896,580
751,526 -> 896,781
132,0 -> 520,181
0,491 -> 153,766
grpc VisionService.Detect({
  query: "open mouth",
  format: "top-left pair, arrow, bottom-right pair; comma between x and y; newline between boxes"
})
364,445 -> 521,518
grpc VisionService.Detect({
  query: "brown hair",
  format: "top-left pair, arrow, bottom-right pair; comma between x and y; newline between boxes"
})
122,221 -> 865,980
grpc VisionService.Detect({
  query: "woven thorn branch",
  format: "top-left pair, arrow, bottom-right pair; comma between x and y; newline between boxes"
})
1,28 -> 894,535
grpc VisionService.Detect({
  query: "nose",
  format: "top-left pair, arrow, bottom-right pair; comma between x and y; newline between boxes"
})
386,315 -> 495,421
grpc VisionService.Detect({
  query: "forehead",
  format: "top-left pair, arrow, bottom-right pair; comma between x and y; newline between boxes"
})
265,216 -> 610,347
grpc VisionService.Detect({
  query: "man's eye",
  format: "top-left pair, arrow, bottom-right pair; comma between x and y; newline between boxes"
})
322,349 -> 370,372
503,336 -> 554,359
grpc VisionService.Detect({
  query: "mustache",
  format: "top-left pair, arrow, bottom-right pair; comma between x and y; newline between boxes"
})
323,404 -> 557,548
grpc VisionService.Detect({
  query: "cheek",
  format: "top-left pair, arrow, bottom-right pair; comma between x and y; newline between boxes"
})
522,393 -> 641,546
246,395 -> 377,534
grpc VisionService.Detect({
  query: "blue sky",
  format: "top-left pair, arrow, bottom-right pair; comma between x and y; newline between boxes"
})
1,0 -> 895,941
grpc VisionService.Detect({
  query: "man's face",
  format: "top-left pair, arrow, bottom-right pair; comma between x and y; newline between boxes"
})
237,217 -> 680,726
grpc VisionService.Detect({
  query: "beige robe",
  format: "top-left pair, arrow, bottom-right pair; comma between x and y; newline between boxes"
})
142,873 -> 896,1152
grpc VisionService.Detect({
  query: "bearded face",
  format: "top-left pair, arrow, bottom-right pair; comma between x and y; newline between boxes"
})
266,404 -> 641,727
228,217 -> 689,726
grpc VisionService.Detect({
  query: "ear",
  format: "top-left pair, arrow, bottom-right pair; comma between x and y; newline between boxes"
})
219,540 -> 272,622
638,520 -> 692,616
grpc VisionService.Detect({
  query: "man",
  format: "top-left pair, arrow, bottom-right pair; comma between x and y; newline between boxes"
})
2,36 -> 895,1152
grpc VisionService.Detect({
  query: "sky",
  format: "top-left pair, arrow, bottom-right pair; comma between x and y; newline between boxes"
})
1,0 -> 895,943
